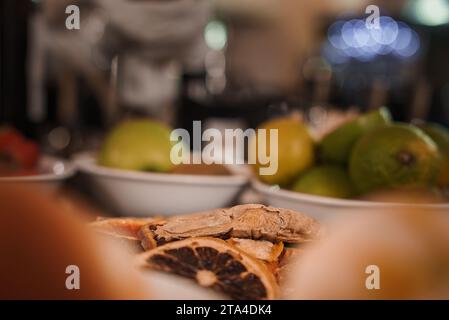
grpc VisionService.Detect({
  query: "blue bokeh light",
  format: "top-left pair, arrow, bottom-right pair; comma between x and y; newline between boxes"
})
324,16 -> 420,64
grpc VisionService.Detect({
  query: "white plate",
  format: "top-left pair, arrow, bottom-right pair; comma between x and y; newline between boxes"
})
73,153 -> 249,216
252,179 -> 449,223
0,155 -> 75,190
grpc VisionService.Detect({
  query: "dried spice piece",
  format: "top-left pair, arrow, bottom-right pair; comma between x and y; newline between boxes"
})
143,204 -> 321,245
137,237 -> 280,300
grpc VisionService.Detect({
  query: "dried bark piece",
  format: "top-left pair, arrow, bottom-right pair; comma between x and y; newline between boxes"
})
148,204 -> 321,244
137,237 -> 280,300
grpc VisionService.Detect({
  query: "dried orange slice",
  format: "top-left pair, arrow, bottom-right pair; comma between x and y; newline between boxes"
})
91,217 -> 158,239
137,221 -> 167,250
137,237 -> 280,300
226,238 -> 285,278
227,238 -> 284,263
91,217 -> 159,252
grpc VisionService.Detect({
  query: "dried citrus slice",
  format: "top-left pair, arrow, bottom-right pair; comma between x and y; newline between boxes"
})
91,217 -> 158,238
227,238 -> 284,263
138,221 -> 167,250
91,217 -> 159,252
226,238 -> 285,278
137,237 -> 280,300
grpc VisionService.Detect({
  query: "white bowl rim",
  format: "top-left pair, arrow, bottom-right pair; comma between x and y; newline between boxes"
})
0,155 -> 76,182
252,179 -> 449,209
73,152 -> 249,186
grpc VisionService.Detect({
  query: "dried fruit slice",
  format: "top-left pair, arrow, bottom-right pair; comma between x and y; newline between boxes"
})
91,217 -> 158,238
227,238 -> 284,263
137,237 -> 280,300
146,204 -> 321,245
138,222 -> 167,250
91,217 -> 159,252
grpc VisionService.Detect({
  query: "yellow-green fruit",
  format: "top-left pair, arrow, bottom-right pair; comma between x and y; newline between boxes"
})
98,119 -> 174,172
349,124 -> 440,194
420,123 -> 449,187
319,107 -> 392,164
292,165 -> 356,199
252,117 -> 315,186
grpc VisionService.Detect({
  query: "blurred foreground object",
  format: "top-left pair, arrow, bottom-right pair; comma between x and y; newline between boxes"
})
287,193 -> 449,299
0,184 -> 147,299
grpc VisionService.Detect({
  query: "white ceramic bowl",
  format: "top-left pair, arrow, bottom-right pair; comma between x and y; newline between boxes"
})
252,179 -> 449,223
74,153 -> 249,217
0,155 -> 75,190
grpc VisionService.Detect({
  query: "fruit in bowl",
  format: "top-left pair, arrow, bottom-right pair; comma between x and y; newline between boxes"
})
349,124 -> 440,194
76,119 -> 249,216
98,119 -> 175,173
253,108 -> 449,203
251,116 -> 315,186
319,107 -> 392,164
292,165 -> 355,199
98,119 -> 232,177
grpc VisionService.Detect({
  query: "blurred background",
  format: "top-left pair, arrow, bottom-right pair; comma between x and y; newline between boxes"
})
1,0 -> 449,156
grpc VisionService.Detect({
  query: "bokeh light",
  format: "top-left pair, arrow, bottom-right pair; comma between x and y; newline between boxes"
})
204,20 -> 227,51
324,16 -> 421,64
406,0 -> 449,27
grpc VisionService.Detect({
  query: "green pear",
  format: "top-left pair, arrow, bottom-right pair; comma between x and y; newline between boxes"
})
349,124 -> 440,194
98,119 -> 175,172
319,107 -> 392,164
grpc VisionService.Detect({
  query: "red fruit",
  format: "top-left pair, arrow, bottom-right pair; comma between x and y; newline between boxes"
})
0,128 -> 24,148
0,128 -> 40,172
